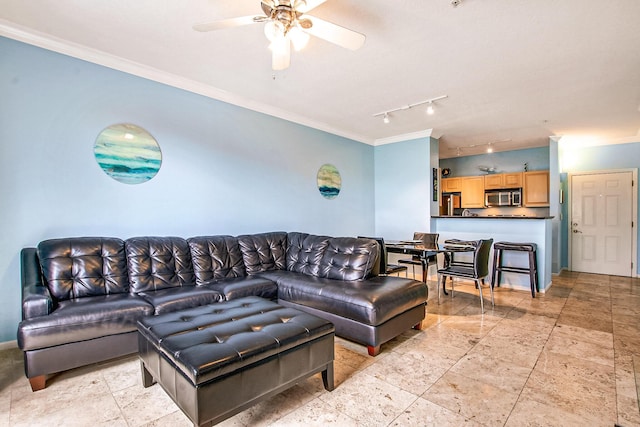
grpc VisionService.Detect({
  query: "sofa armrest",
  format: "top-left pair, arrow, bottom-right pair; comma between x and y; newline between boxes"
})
21,247 -> 53,319
22,284 -> 53,319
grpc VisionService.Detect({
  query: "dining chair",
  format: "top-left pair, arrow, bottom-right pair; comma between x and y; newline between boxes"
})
437,238 -> 494,313
358,237 -> 408,277
397,232 -> 439,282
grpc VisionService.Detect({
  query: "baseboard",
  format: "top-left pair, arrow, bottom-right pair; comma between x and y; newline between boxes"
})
0,340 -> 18,351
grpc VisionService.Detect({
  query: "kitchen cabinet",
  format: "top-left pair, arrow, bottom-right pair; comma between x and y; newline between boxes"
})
441,177 -> 462,193
484,172 -> 523,190
460,176 -> 485,208
523,171 -> 550,207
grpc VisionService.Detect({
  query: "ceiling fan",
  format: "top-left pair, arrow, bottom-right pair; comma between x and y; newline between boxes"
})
193,0 -> 366,70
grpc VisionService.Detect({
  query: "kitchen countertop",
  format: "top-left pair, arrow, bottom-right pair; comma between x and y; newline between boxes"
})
431,215 -> 554,219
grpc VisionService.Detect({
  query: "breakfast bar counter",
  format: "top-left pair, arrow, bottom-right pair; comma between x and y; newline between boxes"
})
430,215 -> 553,293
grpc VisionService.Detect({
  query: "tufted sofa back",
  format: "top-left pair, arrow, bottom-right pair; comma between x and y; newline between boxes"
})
33,232 -> 380,303
37,237 -> 129,301
125,237 -> 195,293
187,235 -> 247,284
286,232 -> 330,276
237,232 -> 288,274
318,237 -> 379,281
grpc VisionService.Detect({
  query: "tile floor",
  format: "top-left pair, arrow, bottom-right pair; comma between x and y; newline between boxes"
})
1,271 -> 639,426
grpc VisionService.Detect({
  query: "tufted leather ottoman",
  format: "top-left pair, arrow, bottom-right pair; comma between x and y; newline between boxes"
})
137,296 -> 335,426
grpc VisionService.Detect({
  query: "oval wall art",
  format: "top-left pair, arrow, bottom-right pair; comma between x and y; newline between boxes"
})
94,123 -> 162,184
317,164 -> 341,199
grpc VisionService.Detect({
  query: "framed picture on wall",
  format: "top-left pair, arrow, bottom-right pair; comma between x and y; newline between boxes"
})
433,168 -> 439,201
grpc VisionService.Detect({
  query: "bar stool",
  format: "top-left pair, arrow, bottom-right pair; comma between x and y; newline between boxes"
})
491,242 -> 538,297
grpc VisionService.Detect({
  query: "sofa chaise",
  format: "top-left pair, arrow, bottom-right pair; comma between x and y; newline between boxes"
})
17,231 -> 428,391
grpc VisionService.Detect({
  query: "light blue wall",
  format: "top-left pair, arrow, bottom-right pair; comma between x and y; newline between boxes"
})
374,137 -> 434,240
0,37 -> 375,342
558,142 -> 640,273
440,146 -> 550,177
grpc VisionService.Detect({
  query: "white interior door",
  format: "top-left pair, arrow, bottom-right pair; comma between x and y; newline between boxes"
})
570,171 -> 634,276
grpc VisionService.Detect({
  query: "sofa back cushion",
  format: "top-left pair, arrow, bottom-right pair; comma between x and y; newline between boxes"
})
125,237 -> 195,293
187,235 -> 247,284
237,232 -> 287,274
318,237 -> 379,281
37,237 -> 129,301
286,232 -> 330,276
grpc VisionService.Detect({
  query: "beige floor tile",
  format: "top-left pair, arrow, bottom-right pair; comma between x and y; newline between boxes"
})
270,397 -> 359,426
520,369 -> 617,425
469,336 -> 542,369
138,410 -> 192,427
449,352 -> 532,393
389,397 -> 483,427
534,350 -> 615,392
484,318 -> 554,349
544,326 -> 615,367
221,384 -> 317,427
99,355 -> 141,393
318,371 -> 417,427
557,311 -> 613,333
505,396 -> 604,427
363,349 -> 448,395
112,383 -> 180,427
423,371 -> 520,426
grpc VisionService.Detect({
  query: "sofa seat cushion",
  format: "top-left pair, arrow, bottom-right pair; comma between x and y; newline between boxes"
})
137,287 -> 222,315
201,277 -> 278,301
18,294 -> 153,351
260,271 -> 427,326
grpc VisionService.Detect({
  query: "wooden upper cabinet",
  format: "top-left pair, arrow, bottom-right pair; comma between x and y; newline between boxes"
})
484,172 -> 523,190
523,171 -> 550,207
441,177 -> 462,193
461,176 -> 485,208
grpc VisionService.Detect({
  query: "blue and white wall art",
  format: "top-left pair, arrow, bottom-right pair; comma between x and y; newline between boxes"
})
94,123 -> 162,184
317,164 -> 341,199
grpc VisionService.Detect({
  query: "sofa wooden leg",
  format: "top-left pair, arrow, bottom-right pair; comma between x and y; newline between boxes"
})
367,345 -> 381,357
28,375 -> 46,391
413,321 -> 424,330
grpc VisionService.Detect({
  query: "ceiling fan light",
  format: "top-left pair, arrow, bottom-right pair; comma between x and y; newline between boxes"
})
288,25 -> 310,51
264,20 -> 285,42
270,33 -> 290,56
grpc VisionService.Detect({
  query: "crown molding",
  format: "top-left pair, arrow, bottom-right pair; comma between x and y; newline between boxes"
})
1,21 -> 376,145
374,129 -> 433,146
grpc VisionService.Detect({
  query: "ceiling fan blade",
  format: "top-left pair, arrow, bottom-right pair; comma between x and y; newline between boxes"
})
261,1 -> 275,16
303,16 -> 365,50
272,40 -> 291,70
294,0 -> 328,13
193,16 -> 265,32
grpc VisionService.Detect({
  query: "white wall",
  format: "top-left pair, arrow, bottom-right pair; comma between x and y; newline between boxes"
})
0,38 -> 376,342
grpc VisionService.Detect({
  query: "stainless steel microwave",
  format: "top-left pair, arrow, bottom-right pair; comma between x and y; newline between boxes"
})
485,190 -> 522,207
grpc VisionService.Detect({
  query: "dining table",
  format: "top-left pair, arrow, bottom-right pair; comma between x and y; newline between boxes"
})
385,240 -> 476,294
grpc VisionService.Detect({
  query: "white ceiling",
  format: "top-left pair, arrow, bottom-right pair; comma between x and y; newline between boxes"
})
2,0 -> 639,158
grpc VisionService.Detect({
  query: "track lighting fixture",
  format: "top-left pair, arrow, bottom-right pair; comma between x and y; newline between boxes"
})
373,95 -> 448,123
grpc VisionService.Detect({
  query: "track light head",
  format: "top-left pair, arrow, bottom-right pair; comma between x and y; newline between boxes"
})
426,102 -> 434,115
383,113 -> 390,124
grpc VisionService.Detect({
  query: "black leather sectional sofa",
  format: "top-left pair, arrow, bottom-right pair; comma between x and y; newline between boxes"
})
17,231 -> 428,391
